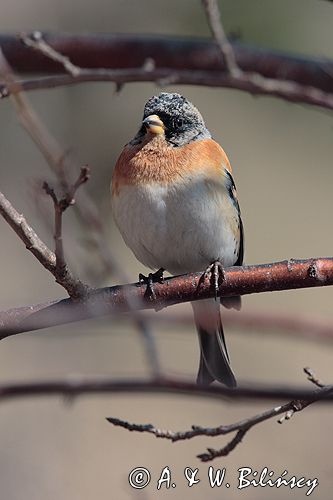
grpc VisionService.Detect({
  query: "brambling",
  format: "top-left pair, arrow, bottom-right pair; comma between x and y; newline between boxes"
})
111,92 -> 243,387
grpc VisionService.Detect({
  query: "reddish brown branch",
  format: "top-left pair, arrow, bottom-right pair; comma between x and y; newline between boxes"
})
0,33 -> 333,109
0,33 -> 330,91
0,257 -> 333,338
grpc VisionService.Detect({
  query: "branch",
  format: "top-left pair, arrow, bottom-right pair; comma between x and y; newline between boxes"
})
0,33 -> 333,110
0,257 -> 333,338
107,368 -> 332,461
21,31 -> 81,77
0,375 -> 332,403
0,191 -> 56,272
0,189 -> 88,299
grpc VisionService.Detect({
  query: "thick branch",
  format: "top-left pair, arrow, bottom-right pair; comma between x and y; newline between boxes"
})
0,34 -> 333,109
0,33 -> 331,91
0,257 -> 333,338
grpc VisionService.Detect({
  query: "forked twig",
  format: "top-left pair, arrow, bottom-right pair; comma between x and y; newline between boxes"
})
42,166 -> 90,276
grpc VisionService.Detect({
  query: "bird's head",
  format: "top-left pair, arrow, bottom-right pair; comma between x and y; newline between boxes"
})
132,92 -> 211,147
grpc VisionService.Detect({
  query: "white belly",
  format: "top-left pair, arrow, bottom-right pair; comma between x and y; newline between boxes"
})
112,178 -> 239,275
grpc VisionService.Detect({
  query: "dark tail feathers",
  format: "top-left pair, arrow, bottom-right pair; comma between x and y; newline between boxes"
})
192,300 -> 237,387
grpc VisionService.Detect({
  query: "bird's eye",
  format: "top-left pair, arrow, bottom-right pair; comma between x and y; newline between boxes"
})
174,117 -> 184,128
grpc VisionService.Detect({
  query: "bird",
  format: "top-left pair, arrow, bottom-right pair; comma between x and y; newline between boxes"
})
111,92 -> 243,387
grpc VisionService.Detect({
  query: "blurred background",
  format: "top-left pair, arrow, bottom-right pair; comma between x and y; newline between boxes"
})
0,0 -> 332,498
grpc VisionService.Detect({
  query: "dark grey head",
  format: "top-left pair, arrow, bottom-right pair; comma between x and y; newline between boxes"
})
132,92 -> 211,147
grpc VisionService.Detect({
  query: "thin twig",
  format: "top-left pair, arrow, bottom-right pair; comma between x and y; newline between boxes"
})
107,369 -> 332,461
21,31 -> 81,77
277,367 -> 325,423
42,166 -> 90,275
303,367 -> 325,388
2,66 -> 333,112
202,0 -> 242,78
0,191 -> 56,273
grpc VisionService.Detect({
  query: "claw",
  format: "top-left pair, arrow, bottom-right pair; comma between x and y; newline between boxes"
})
139,268 -> 165,300
204,261 -> 225,300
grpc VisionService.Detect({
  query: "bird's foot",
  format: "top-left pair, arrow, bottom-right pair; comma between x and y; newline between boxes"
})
203,260 -> 225,300
139,268 -> 165,300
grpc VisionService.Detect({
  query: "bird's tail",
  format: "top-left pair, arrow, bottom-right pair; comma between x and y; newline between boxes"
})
192,299 -> 236,387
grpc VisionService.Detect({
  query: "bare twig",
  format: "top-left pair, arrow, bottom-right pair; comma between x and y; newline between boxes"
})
0,191 -> 56,273
304,367 -> 325,388
0,258 -> 333,338
277,368 -> 325,423
42,166 -> 90,275
202,0 -> 242,78
2,66 -> 333,112
21,31 -> 81,77
107,369 -> 332,461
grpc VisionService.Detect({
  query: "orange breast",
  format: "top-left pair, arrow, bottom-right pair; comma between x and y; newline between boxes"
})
112,135 -> 232,196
